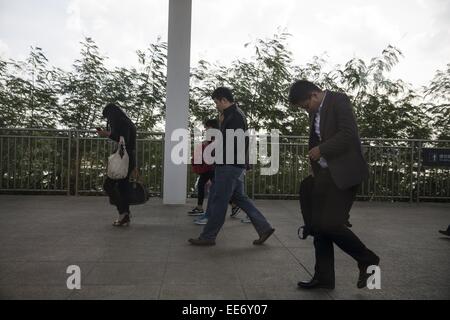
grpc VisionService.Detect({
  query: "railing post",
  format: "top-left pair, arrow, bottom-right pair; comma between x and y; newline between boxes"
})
160,135 -> 165,198
0,134 -> 2,189
252,163 -> 256,200
409,140 -> 413,203
75,131 -> 79,196
67,130 -> 71,196
416,141 -> 422,203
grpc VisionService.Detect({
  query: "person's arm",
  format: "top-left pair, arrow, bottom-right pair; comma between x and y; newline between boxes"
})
97,128 -> 111,138
108,120 -> 131,146
108,124 -> 120,143
192,142 -> 206,165
319,94 -> 358,159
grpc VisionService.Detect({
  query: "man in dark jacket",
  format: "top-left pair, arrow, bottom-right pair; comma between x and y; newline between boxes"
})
188,87 -> 275,246
289,80 -> 379,289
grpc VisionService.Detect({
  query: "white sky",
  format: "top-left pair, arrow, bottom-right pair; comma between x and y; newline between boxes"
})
0,0 -> 449,88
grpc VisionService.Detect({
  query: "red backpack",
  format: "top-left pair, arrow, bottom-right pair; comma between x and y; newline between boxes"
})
191,141 -> 214,174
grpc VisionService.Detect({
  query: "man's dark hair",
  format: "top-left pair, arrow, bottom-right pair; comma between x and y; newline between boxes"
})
204,119 -> 219,129
211,87 -> 234,102
288,80 -> 322,104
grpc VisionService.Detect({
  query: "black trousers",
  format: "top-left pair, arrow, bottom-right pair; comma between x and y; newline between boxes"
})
311,168 -> 378,284
103,151 -> 135,215
197,170 -> 215,206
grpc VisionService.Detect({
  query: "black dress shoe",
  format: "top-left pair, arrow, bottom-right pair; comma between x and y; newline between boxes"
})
112,214 -> 131,227
253,228 -> 275,245
297,279 -> 335,290
188,238 -> 216,246
357,256 -> 380,289
438,229 -> 450,236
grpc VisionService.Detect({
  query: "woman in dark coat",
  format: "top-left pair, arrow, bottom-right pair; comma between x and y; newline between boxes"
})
97,103 -> 137,226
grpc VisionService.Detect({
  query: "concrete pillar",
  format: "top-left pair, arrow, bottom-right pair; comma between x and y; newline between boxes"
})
163,0 -> 192,204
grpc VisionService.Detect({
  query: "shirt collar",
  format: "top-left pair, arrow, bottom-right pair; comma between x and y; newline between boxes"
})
317,91 -> 327,115
223,103 -> 236,116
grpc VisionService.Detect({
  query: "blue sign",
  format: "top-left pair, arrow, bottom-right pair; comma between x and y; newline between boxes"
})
422,148 -> 450,167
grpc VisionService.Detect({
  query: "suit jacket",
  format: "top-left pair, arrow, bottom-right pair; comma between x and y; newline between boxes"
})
309,90 -> 369,190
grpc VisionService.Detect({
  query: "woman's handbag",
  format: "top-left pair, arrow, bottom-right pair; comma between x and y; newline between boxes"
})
108,168 -> 149,206
127,168 -> 150,205
107,136 -> 129,180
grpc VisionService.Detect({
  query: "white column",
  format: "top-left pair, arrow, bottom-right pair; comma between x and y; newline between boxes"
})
163,0 -> 192,204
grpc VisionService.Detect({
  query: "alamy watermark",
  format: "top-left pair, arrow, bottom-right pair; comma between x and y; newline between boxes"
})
66,265 -> 81,290
170,128 -> 280,175
366,265 -> 381,290
64,264 -> 380,290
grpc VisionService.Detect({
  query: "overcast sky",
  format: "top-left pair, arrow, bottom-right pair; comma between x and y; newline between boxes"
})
1,0 -> 449,88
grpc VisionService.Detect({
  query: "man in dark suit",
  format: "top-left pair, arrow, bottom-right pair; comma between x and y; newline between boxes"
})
289,80 -> 380,289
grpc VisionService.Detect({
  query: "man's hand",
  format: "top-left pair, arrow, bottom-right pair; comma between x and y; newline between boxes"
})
97,130 -> 111,138
308,146 -> 321,161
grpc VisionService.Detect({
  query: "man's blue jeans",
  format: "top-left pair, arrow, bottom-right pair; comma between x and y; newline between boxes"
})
200,165 -> 273,240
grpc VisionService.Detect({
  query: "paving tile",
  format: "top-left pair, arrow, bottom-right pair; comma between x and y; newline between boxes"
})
0,195 -> 448,300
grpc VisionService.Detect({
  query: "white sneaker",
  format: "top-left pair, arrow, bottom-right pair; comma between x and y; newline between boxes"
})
230,206 -> 241,218
194,217 -> 208,225
188,207 -> 204,216
240,216 -> 251,223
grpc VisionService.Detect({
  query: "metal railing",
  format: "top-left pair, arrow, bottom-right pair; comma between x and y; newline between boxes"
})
1,128 -> 449,202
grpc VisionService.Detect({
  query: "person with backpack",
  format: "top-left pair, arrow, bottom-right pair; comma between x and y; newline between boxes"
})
188,119 -> 219,217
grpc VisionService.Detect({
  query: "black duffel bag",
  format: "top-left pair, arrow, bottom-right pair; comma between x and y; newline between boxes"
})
298,175 -> 314,240
297,174 -> 353,240
109,168 -> 149,206
128,179 -> 149,205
